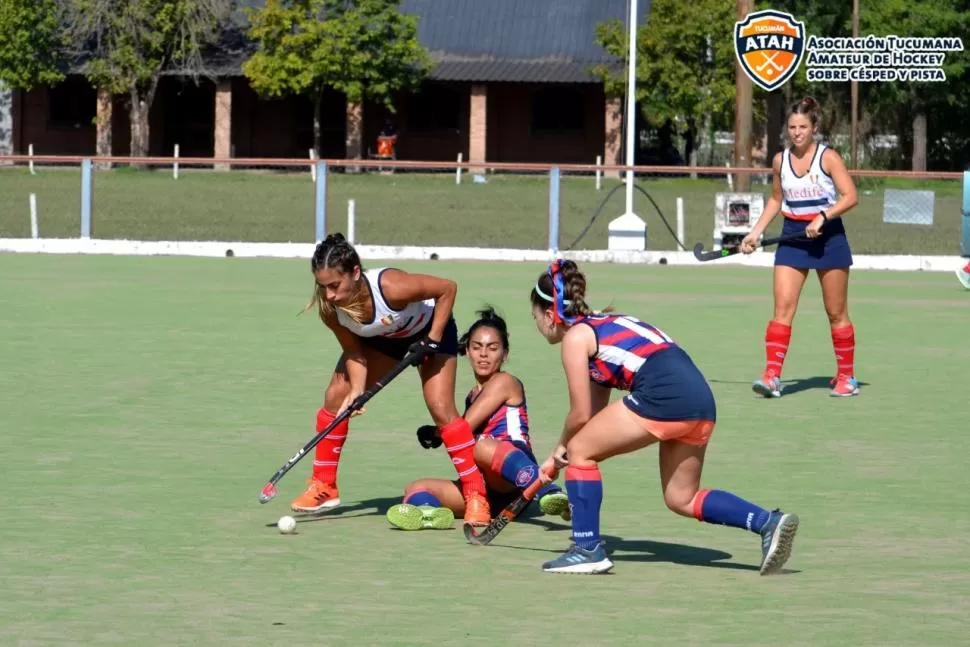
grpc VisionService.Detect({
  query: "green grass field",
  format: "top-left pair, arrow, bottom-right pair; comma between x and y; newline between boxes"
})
0,168 -> 964,255
2,253 -> 968,646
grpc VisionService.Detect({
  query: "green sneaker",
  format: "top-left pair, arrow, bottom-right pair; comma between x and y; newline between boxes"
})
386,504 -> 455,531
538,491 -> 571,521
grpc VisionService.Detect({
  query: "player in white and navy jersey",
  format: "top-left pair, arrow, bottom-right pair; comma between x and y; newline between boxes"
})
740,96 -> 861,398
528,260 -> 799,575
290,233 -> 491,528
387,307 -> 570,531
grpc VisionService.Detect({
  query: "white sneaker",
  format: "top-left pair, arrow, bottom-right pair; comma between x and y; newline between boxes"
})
957,266 -> 970,290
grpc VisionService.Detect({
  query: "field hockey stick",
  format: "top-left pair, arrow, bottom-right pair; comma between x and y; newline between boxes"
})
692,231 -> 806,262
463,466 -> 560,546
257,350 -> 420,504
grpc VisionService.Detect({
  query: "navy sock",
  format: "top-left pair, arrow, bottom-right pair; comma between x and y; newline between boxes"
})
564,464 -> 602,550
694,489 -> 771,533
493,442 -> 542,490
403,490 -> 442,507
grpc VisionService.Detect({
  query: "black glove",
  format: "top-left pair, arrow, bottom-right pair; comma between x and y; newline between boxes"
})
416,424 -> 442,449
406,336 -> 441,367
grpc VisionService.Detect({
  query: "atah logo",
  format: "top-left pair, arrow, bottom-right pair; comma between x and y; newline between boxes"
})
734,9 -> 806,92
515,465 -> 536,488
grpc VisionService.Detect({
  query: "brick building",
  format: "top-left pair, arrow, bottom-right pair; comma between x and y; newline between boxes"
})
9,0 -> 649,165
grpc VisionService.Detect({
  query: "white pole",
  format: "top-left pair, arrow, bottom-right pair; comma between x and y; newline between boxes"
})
596,155 -> 602,191
29,193 -> 38,239
28,143 -> 35,175
310,149 -> 317,182
347,199 -> 356,244
726,161 -> 733,191
456,152 -> 463,185
173,144 -> 179,179
623,0 -> 638,215
676,197 -> 685,250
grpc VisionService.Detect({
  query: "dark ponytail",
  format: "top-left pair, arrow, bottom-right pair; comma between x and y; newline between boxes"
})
458,305 -> 510,356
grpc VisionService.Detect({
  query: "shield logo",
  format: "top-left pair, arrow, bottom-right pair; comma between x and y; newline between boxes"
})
734,10 -> 806,92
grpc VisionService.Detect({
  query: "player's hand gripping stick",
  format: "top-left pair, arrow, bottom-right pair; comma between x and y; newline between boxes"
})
257,350 -> 421,503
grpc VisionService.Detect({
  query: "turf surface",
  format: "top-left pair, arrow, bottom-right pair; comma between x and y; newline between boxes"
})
1,254 -> 967,646
0,168 -> 963,255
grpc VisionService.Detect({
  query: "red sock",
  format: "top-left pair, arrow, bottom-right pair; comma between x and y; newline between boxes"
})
764,321 -> 792,378
831,324 -> 855,377
312,407 -> 349,485
439,418 -> 486,498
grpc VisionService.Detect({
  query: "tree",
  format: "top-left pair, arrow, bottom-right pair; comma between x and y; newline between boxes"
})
859,0 -> 969,171
0,0 -> 64,90
594,0 -> 737,167
243,0 -> 433,156
62,0 -> 232,158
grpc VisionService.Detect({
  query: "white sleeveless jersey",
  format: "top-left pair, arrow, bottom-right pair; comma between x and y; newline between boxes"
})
335,267 -> 436,339
779,144 -> 838,221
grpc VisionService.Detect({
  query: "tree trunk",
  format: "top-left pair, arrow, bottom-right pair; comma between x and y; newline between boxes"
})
128,79 -> 159,164
766,91 -> 784,163
684,118 -> 696,179
313,88 -> 323,158
129,97 -> 150,160
96,88 -> 112,169
911,111 -> 927,172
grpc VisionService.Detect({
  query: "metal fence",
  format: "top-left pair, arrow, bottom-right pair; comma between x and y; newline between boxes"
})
1,155 -> 967,257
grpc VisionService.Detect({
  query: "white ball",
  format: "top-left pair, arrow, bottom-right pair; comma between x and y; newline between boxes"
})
277,515 -> 297,534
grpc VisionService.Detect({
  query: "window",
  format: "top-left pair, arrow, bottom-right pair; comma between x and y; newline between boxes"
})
531,87 -> 586,133
48,77 -> 96,128
408,84 -> 461,132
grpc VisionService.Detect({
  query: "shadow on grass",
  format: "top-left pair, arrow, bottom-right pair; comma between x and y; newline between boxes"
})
264,496 -> 403,527
485,528 -> 800,575
709,374 -> 870,397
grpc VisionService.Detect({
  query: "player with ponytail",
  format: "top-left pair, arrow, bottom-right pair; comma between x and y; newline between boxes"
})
529,260 -> 799,575
291,233 -> 491,527
740,96 -> 861,398
386,306 -> 570,531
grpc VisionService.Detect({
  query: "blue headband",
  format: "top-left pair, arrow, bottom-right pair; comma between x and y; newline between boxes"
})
539,260 -> 579,324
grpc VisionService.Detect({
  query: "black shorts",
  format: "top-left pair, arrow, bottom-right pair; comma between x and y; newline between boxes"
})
358,314 -> 459,361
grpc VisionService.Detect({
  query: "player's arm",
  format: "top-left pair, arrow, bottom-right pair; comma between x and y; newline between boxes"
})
322,310 -> 367,397
379,269 -> 457,342
462,373 -> 519,431
558,324 -> 599,447
748,152 -> 784,238
819,148 -> 859,220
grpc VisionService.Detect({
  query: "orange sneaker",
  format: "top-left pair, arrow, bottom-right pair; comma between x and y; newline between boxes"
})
290,479 -> 341,513
463,492 -> 491,527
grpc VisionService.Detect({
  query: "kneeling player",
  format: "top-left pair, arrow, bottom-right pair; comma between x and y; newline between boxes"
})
386,307 -> 570,530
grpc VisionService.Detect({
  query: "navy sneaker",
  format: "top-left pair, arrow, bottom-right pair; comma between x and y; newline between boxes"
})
760,509 -> 799,575
542,542 -> 614,574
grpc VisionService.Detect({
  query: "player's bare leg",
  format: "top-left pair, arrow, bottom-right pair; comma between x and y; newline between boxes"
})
290,348 -> 399,513
660,439 -> 799,575
754,265 -> 809,398
419,354 -> 490,526
818,267 -> 859,396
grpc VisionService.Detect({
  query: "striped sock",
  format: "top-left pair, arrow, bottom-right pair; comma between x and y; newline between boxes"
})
312,407 -> 348,484
440,418 -> 486,497
831,324 -> 855,377
693,488 -> 771,534
565,464 -> 603,550
764,320 -> 792,378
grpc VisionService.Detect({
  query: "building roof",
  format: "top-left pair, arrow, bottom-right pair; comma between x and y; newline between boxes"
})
401,0 -> 650,83
201,0 -> 650,83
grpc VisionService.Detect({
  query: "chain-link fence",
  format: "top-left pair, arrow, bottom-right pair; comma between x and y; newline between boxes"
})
0,155 -> 965,258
